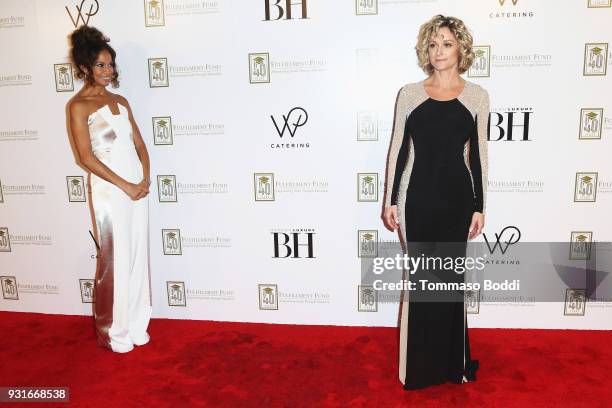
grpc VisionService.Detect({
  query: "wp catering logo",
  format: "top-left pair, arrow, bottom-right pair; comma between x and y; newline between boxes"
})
167,281 -> 186,306
468,46 -> 491,78
152,116 -> 173,145
263,0 -> 308,21
254,173 -> 275,201
54,63 -> 74,92
66,176 -> 86,202
79,279 -> 95,303
569,231 -> 592,261
579,109 -> 604,140
0,228 -> 11,252
574,172 -> 598,202
145,0 -> 165,27
157,175 -> 177,202
66,0 -> 99,27
248,53 -> 270,84
583,43 -> 608,76
148,58 -> 169,87
1,276 -> 19,300
258,284 -> 278,310
356,0 -> 378,15
270,107 -> 310,150
162,229 -> 182,255
271,228 -> 315,259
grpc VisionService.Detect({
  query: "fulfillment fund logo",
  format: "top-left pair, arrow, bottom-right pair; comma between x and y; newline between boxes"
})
564,288 -> 586,316
357,173 -> 379,202
54,63 -> 74,92
465,289 -> 480,314
356,0 -> 378,15
0,228 -> 11,252
579,108 -> 603,139
254,173 -> 275,201
569,231 -> 593,260
258,284 -> 278,310
588,0 -> 612,7
271,228 -> 315,258
358,285 -> 377,312
162,229 -> 182,255
574,172 -> 598,202
152,116 -> 173,145
79,279 -> 95,303
468,46 -> 491,77
357,111 -> 378,141
264,0 -> 308,20
583,43 -> 608,76
66,176 -> 86,202
148,58 -> 169,87
144,0 -> 165,27
167,281 -> 186,306
157,175 -> 177,202
358,230 -> 378,258
66,0 -> 99,27
249,53 -> 270,84
1,276 -> 19,300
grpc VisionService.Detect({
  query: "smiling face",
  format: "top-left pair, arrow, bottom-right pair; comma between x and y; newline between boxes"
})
85,49 -> 115,87
427,26 -> 460,73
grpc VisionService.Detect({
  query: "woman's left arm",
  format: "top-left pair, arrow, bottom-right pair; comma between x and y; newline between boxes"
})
122,97 -> 151,186
468,89 -> 489,239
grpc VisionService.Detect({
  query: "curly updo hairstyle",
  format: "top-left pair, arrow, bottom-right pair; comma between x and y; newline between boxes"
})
69,25 -> 119,87
415,15 -> 475,75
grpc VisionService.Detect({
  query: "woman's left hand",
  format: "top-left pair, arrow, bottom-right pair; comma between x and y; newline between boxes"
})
468,212 -> 484,240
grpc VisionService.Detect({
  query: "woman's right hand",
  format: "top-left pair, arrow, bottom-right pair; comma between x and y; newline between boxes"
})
382,205 -> 399,232
122,181 -> 149,200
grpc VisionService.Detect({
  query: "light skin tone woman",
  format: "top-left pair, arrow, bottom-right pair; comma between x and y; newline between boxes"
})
382,26 -> 485,240
69,49 -> 150,200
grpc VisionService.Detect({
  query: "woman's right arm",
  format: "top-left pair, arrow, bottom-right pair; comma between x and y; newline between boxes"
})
69,102 -> 146,200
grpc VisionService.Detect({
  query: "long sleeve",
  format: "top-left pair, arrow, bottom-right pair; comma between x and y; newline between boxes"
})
391,124 -> 410,205
468,90 -> 489,214
384,85 -> 409,208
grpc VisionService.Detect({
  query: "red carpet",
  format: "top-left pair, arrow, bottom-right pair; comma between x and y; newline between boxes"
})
0,312 -> 610,407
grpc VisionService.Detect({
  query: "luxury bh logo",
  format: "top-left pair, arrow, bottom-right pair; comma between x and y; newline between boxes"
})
468,46 -> 491,78
66,176 -> 86,202
167,281 -> 186,306
569,231 -> 592,261
162,229 -> 182,255
148,58 -> 169,87
358,230 -> 378,258
258,284 -> 278,310
157,175 -> 177,202
574,172 -> 598,202
79,279 -> 95,303
152,116 -> 173,145
564,289 -> 586,316
357,111 -> 378,141
579,109 -> 603,140
1,276 -> 19,300
358,285 -> 377,312
145,0 -> 165,27
355,0 -> 378,15
0,228 -> 11,252
357,173 -> 379,202
263,0 -> 308,20
583,43 -> 608,76
54,63 -> 74,92
249,53 -> 270,84
254,173 -> 275,201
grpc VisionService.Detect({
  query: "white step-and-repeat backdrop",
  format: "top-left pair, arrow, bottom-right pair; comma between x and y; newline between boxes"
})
1,0 -> 611,329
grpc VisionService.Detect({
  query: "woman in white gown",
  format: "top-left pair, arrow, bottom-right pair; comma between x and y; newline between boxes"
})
68,26 -> 152,353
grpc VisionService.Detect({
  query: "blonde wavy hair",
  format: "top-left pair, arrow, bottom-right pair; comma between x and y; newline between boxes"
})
415,15 -> 475,75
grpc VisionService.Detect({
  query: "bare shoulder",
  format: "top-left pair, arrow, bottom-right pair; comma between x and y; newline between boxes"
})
108,92 -> 130,109
68,96 -> 93,118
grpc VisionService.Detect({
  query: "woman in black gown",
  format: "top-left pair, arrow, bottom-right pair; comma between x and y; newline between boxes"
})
382,15 -> 490,390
